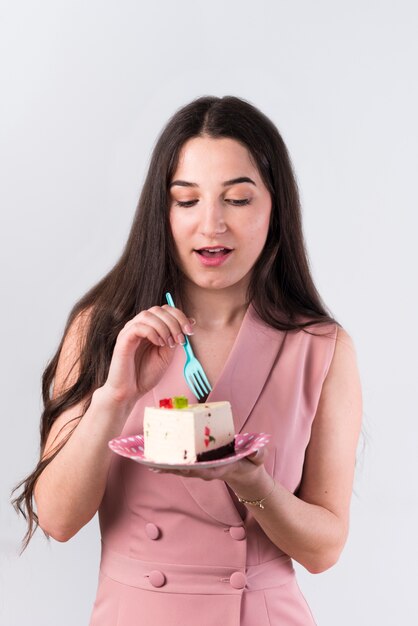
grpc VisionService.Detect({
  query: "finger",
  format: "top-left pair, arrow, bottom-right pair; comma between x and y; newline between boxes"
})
155,468 -> 193,477
123,307 -> 195,347
160,305 -> 196,336
118,321 -> 167,349
140,309 -> 188,347
246,447 -> 266,466
127,312 -> 181,348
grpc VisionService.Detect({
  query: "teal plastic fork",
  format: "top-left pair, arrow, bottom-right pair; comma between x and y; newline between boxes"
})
165,292 -> 212,400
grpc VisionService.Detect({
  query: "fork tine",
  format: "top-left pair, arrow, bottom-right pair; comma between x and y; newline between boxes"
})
197,367 -> 212,392
185,370 -> 203,399
193,368 -> 211,394
190,371 -> 206,398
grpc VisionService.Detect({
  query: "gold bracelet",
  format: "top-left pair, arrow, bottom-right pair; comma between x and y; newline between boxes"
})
236,478 -> 276,510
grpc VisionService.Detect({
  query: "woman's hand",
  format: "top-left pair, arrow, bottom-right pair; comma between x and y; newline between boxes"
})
101,304 -> 194,410
149,447 -> 268,494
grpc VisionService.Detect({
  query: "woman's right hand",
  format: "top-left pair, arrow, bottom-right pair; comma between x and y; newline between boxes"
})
100,304 -> 195,410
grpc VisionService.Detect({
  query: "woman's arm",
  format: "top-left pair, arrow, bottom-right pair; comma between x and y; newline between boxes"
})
34,388 -> 132,542
34,304 -> 193,542
33,314 -> 133,542
226,326 -> 363,573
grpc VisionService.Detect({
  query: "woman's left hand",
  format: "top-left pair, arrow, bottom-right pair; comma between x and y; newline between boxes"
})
148,447 -> 268,491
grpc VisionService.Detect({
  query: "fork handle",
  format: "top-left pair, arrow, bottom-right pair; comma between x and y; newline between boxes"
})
165,292 -> 176,308
165,292 -> 194,353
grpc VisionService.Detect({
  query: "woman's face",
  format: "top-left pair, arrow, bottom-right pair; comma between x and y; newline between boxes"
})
169,136 -> 272,294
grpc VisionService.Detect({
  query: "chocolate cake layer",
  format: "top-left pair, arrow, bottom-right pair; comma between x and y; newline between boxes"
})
196,439 -> 235,462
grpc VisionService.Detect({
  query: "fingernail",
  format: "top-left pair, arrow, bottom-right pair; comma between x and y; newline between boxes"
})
184,324 -> 194,336
167,336 -> 176,348
177,333 -> 186,345
158,338 -> 165,347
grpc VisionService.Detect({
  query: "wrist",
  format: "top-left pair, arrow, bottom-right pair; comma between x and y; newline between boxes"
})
92,386 -> 139,421
234,475 -> 276,510
226,464 -> 270,499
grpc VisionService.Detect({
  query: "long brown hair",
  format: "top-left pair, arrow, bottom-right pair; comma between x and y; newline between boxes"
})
12,94 -> 339,550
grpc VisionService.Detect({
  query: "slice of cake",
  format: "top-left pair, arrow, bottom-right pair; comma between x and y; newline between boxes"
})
143,396 -> 235,464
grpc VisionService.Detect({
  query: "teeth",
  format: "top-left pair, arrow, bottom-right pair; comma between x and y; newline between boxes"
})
202,248 -> 225,253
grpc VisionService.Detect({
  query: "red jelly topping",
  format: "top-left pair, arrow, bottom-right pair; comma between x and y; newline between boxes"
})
159,398 -> 173,408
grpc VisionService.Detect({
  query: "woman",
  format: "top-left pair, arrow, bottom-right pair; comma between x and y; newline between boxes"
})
13,95 -> 362,625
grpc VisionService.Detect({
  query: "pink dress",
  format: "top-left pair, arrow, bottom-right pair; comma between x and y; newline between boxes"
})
89,304 -> 338,625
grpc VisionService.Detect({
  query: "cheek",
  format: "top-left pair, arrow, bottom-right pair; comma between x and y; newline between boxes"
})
169,211 -> 196,258
169,209 -> 178,233
170,208 -> 195,233
249,210 -> 271,244
169,211 -> 184,244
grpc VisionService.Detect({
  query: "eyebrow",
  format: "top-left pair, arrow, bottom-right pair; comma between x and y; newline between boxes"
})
169,176 -> 257,189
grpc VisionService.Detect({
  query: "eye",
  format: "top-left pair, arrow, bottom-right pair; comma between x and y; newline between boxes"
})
174,198 -> 251,208
175,200 -> 198,207
226,198 -> 251,206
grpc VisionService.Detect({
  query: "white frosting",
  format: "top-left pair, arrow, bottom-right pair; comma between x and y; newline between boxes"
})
143,401 -> 235,463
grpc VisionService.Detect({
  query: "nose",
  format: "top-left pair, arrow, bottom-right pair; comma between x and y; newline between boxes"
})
199,201 -> 227,238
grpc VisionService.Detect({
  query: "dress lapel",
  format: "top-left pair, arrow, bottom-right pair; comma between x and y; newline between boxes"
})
205,304 -> 287,434
152,303 -> 287,527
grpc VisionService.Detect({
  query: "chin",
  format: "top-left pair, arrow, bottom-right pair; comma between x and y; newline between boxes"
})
186,272 -> 248,292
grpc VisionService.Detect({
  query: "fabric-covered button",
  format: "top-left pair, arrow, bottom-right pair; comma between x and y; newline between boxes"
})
149,570 -> 166,588
145,523 -> 160,540
230,571 -> 247,589
229,526 -> 246,541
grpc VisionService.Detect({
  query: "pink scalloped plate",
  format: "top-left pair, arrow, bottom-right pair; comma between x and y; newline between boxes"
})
108,432 -> 271,470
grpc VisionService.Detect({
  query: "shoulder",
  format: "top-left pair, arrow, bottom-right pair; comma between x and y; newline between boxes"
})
326,325 -> 360,385
335,325 -> 356,350
53,306 -> 94,399
41,307 -> 94,459
315,324 -> 363,448
306,322 -> 362,411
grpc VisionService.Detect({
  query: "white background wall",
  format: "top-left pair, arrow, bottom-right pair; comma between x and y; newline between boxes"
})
1,1 -> 417,624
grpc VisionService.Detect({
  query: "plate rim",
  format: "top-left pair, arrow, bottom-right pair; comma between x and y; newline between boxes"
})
108,432 -> 270,470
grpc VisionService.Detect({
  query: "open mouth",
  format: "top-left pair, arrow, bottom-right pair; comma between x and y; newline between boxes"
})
194,247 -> 233,258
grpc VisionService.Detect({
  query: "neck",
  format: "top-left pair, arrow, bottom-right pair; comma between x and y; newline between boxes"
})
181,282 -> 250,331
